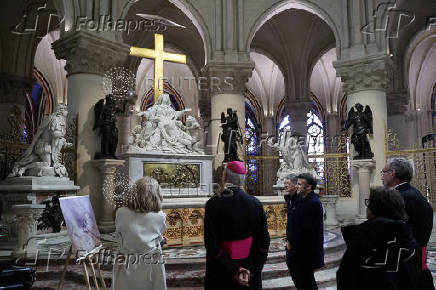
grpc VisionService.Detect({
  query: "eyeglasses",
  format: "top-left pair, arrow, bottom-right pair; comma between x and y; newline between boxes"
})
380,169 -> 392,175
364,198 -> 370,206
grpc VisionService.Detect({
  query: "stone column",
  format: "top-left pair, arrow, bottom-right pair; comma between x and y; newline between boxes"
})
261,116 -> 279,195
351,159 -> 376,218
263,116 -> 275,137
52,31 -> 129,202
387,92 -> 409,149
324,112 -> 340,152
0,74 -> 33,138
205,63 -> 254,168
335,55 -> 388,187
13,204 -> 45,255
91,159 -> 126,233
284,100 -> 312,138
199,90 -> 212,155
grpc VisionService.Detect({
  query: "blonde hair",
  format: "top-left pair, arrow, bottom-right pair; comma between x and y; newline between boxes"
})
127,176 -> 163,213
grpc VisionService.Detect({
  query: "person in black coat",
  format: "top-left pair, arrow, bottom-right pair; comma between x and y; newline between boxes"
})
283,174 -> 299,271
204,161 -> 270,290
287,173 -> 324,290
382,157 -> 435,290
337,187 -> 421,290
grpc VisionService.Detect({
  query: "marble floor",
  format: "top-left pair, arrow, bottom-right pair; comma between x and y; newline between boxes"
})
30,229 -> 436,289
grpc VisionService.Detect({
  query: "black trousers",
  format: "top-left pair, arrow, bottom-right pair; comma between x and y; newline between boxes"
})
286,250 -> 318,290
289,266 -> 317,290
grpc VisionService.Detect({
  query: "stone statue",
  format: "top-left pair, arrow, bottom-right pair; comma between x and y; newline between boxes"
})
344,103 -> 374,160
180,116 -> 204,154
129,93 -> 204,154
9,104 -> 70,177
220,108 -> 243,162
268,129 -> 319,185
93,94 -> 125,159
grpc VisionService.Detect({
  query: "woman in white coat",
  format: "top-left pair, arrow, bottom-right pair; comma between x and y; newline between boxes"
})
112,176 -> 167,290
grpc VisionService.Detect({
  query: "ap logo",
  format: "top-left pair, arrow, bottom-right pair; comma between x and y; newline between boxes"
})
361,1 -> 415,39
361,237 -> 416,273
11,0 -> 64,38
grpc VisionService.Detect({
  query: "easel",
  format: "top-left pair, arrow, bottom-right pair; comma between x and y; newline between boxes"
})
57,245 -> 107,290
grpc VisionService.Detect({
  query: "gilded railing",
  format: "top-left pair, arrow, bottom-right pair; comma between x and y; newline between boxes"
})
163,203 -> 287,247
243,133 -> 352,197
385,129 -> 436,206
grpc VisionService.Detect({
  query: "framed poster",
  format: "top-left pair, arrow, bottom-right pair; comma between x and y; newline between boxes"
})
59,195 -> 101,256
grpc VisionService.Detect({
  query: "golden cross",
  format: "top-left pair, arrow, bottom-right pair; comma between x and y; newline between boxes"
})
130,33 -> 186,101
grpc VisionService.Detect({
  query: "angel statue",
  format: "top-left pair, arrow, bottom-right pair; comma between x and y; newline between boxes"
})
9,104 -> 71,177
343,103 -> 374,160
221,108 -> 243,162
93,94 -> 126,159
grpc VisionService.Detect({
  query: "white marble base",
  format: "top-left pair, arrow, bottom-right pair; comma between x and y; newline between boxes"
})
123,151 -> 214,197
0,177 -> 79,257
320,195 -> 339,226
27,230 -> 71,257
162,195 -> 285,209
0,176 -> 79,192
351,159 -> 375,217
273,184 -> 285,196
12,204 -> 46,255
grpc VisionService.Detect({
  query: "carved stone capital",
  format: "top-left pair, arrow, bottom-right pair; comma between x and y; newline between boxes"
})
52,31 -> 130,76
91,159 -> 126,176
334,54 -> 388,95
283,100 -> 312,121
13,204 -> 45,253
0,74 -> 34,105
387,91 -> 409,115
351,159 -> 376,172
204,61 -> 254,94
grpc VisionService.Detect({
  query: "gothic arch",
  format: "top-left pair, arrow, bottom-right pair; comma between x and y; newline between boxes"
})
167,0 -> 212,63
246,0 -> 342,59
404,29 -> 436,111
245,89 -> 263,126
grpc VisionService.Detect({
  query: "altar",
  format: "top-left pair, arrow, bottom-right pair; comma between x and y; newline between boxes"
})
123,151 -> 214,197
160,196 -> 286,246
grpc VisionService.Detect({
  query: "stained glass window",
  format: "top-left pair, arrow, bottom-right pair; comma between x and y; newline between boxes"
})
306,110 -> 325,178
245,103 -> 259,193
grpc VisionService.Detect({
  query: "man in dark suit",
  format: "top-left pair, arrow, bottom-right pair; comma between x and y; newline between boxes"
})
204,161 -> 270,290
283,174 -> 299,271
382,157 -> 435,290
287,173 -> 324,290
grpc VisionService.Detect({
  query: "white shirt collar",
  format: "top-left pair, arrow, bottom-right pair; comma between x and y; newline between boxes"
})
393,182 -> 408,189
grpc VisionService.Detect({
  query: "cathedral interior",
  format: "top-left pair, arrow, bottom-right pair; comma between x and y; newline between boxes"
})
1,0 -> 436,289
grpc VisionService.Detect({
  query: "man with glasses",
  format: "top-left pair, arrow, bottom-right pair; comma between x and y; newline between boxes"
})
381,157 -> 434,290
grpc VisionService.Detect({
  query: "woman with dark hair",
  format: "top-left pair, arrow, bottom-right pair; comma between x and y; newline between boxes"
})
337,187 -> 420,290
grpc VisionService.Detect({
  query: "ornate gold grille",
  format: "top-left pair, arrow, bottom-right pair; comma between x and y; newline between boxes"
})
385,129 -> 436,206
243,133 -> 352,197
